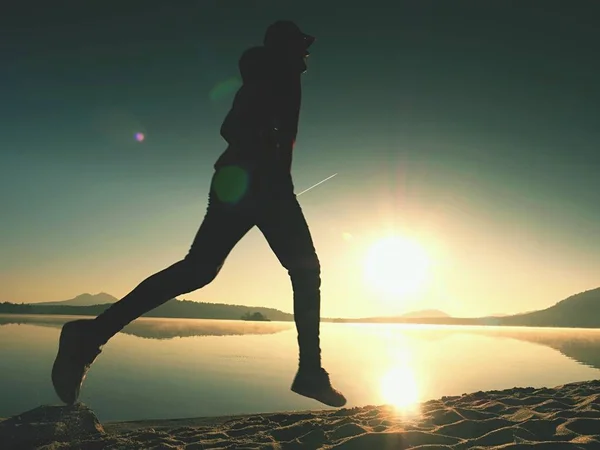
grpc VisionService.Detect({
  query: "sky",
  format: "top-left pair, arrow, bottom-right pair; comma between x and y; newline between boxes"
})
1,1 -> 599,318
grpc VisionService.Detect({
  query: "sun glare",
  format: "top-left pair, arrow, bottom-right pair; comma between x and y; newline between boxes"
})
380,365 -> 421,413
364,235 -> 430,295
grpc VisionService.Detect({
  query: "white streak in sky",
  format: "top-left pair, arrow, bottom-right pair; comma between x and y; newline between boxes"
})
296,173 -> 338,196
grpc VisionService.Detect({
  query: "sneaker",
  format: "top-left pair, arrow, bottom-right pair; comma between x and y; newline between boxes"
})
291,367 -> 347,407
51,319 -> 102,405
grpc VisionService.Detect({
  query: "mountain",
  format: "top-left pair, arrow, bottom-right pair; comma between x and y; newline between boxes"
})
329,309 -> 453,324
0,298 -> 294,322
36,293 -> 118,307
330,316 -> 478,325
401,309 -> 450,319
3,287 -> 600,329
498,287 -> 600,328
329,287 -> 600,328
145,300 -> 293,321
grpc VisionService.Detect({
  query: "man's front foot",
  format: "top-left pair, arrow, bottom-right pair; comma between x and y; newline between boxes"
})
291,367 -> 347,407
51,319 -> 103,405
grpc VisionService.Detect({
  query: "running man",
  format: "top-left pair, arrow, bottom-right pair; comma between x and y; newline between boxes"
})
51,20 -> 347,408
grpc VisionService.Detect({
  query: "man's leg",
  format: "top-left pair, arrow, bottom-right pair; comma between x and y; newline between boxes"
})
91,203 -> 255,344
256,191 -> 346,407
52,187 -> 255,404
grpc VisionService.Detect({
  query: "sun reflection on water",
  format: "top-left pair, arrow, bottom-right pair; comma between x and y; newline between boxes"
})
380,364 -> 421,414
377,342 -> 422,416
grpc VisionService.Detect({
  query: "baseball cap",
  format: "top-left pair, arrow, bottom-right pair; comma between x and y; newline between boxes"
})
264,20 -> 315,49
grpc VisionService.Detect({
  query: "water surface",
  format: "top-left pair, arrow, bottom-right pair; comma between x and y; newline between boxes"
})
1,314 -> 599,422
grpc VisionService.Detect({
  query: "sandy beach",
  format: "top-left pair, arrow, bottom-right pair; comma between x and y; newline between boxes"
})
2,379 -> 600,449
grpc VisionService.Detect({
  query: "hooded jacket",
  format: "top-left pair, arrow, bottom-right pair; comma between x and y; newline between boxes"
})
215,46 -> 302,174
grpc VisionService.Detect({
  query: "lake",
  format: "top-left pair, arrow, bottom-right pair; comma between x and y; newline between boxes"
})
1,314 -> 600,423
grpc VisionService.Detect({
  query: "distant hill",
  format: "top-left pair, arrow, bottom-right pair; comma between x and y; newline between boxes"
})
0,298 -> 293,322
329,287 -> 600,328
330,316 -> 478,325
401,309 -> 450,319
2,287 -> 599,329
329,309 -> 452,324
498,287 -> 600,328
36,293 -> 118,307
146,300 -> 292,322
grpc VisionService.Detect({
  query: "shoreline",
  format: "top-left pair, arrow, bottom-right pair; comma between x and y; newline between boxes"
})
2,380 -> 600,449
4,312 -> 600,330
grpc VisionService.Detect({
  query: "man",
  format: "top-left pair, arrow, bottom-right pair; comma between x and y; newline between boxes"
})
51,20 -> 347,408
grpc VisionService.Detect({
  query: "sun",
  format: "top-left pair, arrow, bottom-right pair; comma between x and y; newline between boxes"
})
364,235 -> 430,295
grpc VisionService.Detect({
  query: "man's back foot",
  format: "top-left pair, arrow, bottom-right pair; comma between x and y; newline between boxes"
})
291,367 -> 347,407
51,319 -> 102,405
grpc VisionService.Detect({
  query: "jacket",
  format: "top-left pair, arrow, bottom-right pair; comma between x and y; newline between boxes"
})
215,46 -> 302,174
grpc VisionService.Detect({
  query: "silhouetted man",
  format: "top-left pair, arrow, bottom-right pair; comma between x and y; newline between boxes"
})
52,21 -> 347,408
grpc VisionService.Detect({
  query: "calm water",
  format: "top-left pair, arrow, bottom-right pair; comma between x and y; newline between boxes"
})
1,314 -> 600,422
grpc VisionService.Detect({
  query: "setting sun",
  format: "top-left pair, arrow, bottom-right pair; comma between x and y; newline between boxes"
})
364,235 -> 430,296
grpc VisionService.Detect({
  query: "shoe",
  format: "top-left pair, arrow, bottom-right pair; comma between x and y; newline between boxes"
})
51,319 -> 103,405
291,367 -> 347,407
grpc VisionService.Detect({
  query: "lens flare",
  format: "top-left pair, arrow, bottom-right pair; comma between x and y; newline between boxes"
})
209,77 -> 243,102
213,165 -> 250,204
134,132 -> 145,142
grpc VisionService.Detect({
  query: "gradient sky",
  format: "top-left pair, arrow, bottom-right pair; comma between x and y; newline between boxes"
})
1,2 -> 599,318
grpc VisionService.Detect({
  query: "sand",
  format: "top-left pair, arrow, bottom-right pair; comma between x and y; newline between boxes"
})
2,380 -> 600,449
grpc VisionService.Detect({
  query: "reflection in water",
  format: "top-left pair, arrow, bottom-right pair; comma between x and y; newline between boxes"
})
380,365 -> 420,413
2,315 -> 600,422
375,337 -> 421,414
422,326 -> 600,372
122,317 -> 292,339
3,314 -> 600,372
0,314 -> 292,340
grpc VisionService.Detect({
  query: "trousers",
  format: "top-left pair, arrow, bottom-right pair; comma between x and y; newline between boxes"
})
92,165 -> 322,369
